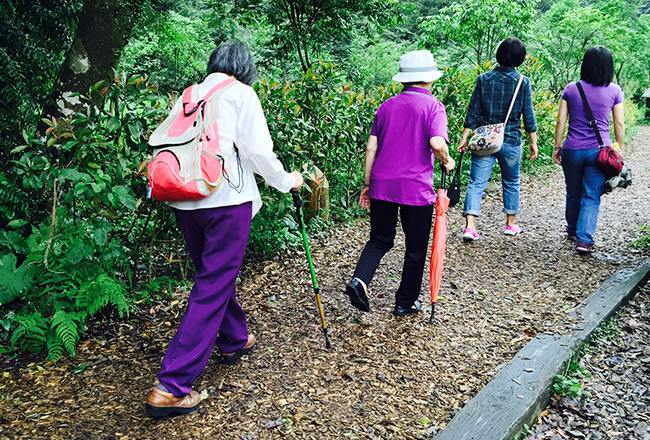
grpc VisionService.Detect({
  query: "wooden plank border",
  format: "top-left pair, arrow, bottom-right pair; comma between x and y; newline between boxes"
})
434,262 -> 650,440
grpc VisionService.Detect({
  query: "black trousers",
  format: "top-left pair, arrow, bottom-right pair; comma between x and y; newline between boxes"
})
353,198 -> 434,308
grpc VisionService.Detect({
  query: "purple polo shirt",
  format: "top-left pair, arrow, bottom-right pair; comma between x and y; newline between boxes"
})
368,87 -> 448,206
561,80 -> 623,150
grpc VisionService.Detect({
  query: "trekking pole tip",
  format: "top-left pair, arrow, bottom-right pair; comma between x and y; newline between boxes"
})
429,304 -> 436,324
324,330 -> 332,349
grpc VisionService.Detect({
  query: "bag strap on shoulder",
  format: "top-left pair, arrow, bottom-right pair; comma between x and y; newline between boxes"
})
503,75 -> 524,124
576,81 -> 605,148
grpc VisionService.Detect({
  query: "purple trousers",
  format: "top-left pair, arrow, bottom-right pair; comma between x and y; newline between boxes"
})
157,203 -> 252,396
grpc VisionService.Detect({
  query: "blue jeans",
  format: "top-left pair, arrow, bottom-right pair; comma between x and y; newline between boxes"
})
561,148 -> 606,245
463,142 -> 522,217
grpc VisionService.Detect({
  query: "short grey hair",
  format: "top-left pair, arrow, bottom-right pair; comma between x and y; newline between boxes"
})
207,41 -> 258,86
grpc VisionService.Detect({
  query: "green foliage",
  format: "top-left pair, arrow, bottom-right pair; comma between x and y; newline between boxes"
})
522,85 -> 558,174
529,1 -> 617,96
419,0 -> 537,68
590,314 -> 620,345
133,275 -> 184,304
10,312 -> 48,354
248,193 -> 302,256
553,353 -> 591,398
0,73 -> 185,360
622,99 -> 642,143
51,310 -> 84,357
255,62 -> 387,225
632,224 -> 650,250
237,0 -> 407,72
0,253 -> 34,306
554,315 -> 621,399
118,10 -> 213,93
529,0 -> 650,98
4,0 -> 648,362
77,274 -> 129,318
0,0 -> 83,157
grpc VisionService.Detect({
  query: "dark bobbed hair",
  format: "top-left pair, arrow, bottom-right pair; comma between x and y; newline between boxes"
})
496,37 -> 526,68
580,46 -> 614,87
207,41 -> 257,86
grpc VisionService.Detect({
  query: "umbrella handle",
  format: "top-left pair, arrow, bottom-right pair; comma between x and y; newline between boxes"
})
440,167 -> 447,190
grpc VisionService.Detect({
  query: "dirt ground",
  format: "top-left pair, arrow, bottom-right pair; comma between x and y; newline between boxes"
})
524,284 -> 650,440
1,127 -> 649,440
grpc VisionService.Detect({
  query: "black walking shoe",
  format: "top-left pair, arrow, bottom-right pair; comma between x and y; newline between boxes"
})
393,300 -> 422,317
346,278 -> 370,312
566,227 -> 577,242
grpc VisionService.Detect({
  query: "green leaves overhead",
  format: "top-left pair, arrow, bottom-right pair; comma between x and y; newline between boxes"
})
419,0 -> 537,67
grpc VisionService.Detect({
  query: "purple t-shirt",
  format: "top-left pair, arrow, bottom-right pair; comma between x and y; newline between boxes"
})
561,80 -> 623,150
368,87 -> 448,205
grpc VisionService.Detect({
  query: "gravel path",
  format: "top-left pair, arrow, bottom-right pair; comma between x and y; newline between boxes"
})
1,128 -> 648,440
524,283 -> 650,440
522,126 -> 650,440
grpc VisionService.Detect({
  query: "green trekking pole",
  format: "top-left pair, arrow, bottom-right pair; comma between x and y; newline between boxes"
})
291,190 -> 332,349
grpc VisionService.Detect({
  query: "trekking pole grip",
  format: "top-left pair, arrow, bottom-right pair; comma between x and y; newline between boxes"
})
290,189 -> 303,209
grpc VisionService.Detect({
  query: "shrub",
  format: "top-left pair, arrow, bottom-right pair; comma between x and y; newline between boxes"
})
0,73 -> 182,360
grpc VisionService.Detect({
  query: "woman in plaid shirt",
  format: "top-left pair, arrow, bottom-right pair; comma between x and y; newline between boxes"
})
458,38 -> 538,241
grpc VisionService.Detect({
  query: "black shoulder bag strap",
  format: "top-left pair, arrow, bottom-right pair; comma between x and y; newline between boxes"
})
450,152 -> 463,187
446,152 -> 464,207
576,81 -> 605,148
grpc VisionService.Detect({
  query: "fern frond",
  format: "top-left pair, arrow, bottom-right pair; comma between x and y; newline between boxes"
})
46,335 -> 65,362
77,273 -> 130,318
10,312 -> 47,353
51,309 -> 82,357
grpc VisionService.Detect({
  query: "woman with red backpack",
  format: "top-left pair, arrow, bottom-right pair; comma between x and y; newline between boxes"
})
145,41 -> 303,418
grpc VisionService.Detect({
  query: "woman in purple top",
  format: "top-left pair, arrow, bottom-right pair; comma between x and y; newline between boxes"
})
553,46 -> 625,254
345,50 -> 455,317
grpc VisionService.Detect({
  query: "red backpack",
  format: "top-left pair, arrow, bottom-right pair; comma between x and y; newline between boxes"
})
147,78 -> 236,201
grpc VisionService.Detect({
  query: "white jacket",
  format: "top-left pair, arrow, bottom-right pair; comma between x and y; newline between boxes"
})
167,72 -> 296,216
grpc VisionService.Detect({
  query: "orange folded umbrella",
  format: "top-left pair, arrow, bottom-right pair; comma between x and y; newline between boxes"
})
429,169 -> 449,323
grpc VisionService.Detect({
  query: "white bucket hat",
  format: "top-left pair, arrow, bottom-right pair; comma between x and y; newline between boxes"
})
392,50 -> 444,83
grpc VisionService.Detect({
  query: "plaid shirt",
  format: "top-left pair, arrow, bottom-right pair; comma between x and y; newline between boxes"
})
463,66 -> 537,145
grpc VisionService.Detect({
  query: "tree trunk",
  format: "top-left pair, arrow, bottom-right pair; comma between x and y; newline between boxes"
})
43,0 -> 146,119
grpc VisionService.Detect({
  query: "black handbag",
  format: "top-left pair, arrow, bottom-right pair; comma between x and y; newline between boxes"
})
447,152 -> 464,208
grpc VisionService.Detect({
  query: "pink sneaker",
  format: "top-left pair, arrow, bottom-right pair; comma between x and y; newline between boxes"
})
462,228 -> 479,242
504,225 -> 521,236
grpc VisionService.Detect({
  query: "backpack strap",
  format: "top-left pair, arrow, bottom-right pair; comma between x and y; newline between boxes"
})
576,81 -> 605,148
181,78 -> 237,117
202,77 -> 236,102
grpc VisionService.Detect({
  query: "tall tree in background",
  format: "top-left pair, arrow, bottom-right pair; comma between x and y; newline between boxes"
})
237,0 -> 405,72
0,0 -> 82,155
529,0 -> 650,97
419,0 -> 537,67
43,0 -> 147,118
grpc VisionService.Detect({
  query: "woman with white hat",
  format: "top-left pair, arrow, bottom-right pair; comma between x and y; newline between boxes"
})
345,50 -> 455,317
